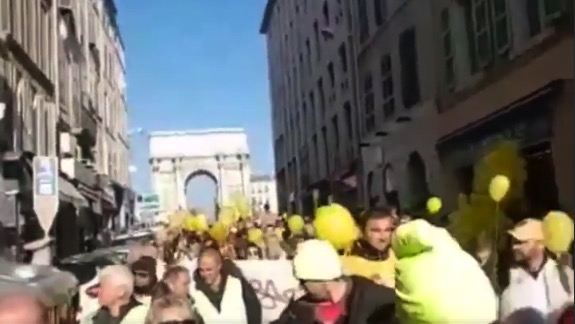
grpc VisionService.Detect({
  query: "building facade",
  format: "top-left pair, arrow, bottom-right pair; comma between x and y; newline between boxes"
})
260,0 -> 362,214
249,174 -> 278,214
0,0 -> 131,261
352,0 -> 442,211
353,0 -> 573,215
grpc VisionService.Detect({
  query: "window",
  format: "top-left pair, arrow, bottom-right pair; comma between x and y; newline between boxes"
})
338,43 -> 348,72
321,127 -> 329,172
468,0 -> 510,67
322,1 -> 330,26
327,62 -> 335,88
344,101 -> 353,140
441,8 -> 455,89
374,0 -> 387,26
312,134 -> 319,173
380,54 -> 395,119
362,73 -> 375,133
398,27 -> 421,109
358,0 -> 370,43
305,39 -> 312,73
332,115 -> 340,156
302,101 -> 308,135
526,0 -> 563,37
313,21 -> 321,60
317,78 -> 325,115
308,91 -> 316,129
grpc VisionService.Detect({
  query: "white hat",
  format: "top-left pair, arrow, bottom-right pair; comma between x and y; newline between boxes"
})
293,239 -> 343,280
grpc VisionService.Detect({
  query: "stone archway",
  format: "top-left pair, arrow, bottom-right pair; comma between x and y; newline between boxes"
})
149,128 -> 251,216
406,151 -> 430,211
383,164 -> 400,209
366,171 -> 379,207
183,169 -> 219,214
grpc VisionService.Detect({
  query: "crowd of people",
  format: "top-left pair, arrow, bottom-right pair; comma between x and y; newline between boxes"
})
0,204 -> 573,324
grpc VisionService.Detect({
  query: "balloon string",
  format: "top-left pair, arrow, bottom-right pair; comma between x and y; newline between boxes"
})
493,202 -> 500,292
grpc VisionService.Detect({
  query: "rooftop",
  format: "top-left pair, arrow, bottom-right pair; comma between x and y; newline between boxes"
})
259,0 -> 277,34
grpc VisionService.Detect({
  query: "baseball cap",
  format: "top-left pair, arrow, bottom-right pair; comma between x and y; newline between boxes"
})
508,218 -> 544,241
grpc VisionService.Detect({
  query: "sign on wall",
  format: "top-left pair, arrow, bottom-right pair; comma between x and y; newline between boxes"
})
33,156 -> 59,233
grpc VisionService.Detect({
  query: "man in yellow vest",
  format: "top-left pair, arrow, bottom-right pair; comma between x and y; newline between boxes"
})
342,207 -> 396,287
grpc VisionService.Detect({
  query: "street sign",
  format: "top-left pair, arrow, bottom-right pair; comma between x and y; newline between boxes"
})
139,193 -> 160,211
33,156 -> 59,234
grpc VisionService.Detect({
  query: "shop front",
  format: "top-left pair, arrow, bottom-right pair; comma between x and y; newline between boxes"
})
437,80 -> 569,217
300,179 -> 330,217
111,181 -> 136,231
98,174 -> 118,232
435,35 -> 573,214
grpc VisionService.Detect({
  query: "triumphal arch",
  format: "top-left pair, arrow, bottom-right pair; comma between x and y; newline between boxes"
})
148,128 -> 251,213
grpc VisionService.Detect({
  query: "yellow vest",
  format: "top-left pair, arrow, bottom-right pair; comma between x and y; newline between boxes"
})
341,250 -> 396,287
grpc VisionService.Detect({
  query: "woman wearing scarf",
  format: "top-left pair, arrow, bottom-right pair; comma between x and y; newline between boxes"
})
341,207 -> 396,286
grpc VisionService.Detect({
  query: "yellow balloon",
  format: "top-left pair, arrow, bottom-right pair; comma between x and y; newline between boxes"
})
287,215 -> 305,234
426,197 -> 442,215
209,222 -> 229,243
543,211 -> 574,254
314,204 -> 359,250
488,175 -> 510,202
247,228 -> 263,244
194,214 -> 209,232
218,207 -> 235,226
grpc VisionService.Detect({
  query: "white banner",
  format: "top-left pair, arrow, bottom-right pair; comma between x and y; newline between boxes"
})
183,259 -> 299,323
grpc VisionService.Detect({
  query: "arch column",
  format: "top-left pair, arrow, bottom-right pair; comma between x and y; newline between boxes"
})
175,160 -> 186,209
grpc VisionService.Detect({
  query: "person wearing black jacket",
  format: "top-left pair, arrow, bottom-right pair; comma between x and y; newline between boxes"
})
272,239 -> 396,324
191,247 -> 261,324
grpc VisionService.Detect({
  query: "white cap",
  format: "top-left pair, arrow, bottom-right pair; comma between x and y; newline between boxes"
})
293,239 -> 343,281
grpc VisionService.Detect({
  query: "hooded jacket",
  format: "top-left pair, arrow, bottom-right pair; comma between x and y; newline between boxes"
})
271,276 -> 396,324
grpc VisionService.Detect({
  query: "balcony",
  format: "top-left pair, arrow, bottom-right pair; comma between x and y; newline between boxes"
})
72,91 -> 98,146
61,157 -> 97,188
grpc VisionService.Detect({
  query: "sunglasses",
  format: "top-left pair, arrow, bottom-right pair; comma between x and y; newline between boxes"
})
159,320 -> 196,324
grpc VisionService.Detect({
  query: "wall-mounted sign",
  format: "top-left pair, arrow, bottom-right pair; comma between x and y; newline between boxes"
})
33,156 -> 59,233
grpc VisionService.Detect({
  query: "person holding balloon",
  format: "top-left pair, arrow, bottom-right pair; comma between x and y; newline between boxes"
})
499,213 -> 574,323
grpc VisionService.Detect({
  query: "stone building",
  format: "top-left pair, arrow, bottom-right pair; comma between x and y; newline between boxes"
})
260,0 -> 361,214
354,0 -> 573,215
0,0 -> 132,261
249,174 -> 278,214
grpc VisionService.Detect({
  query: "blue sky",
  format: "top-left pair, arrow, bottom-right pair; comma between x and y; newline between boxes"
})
117,0 -> 272,215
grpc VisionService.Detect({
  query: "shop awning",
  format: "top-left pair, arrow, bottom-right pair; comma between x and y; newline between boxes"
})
59,177 -> 88,208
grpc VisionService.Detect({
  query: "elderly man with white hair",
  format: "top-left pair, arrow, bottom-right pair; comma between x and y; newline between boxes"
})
80,265 -> 148,324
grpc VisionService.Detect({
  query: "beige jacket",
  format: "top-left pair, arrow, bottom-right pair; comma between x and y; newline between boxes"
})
500,259 -> 574,323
